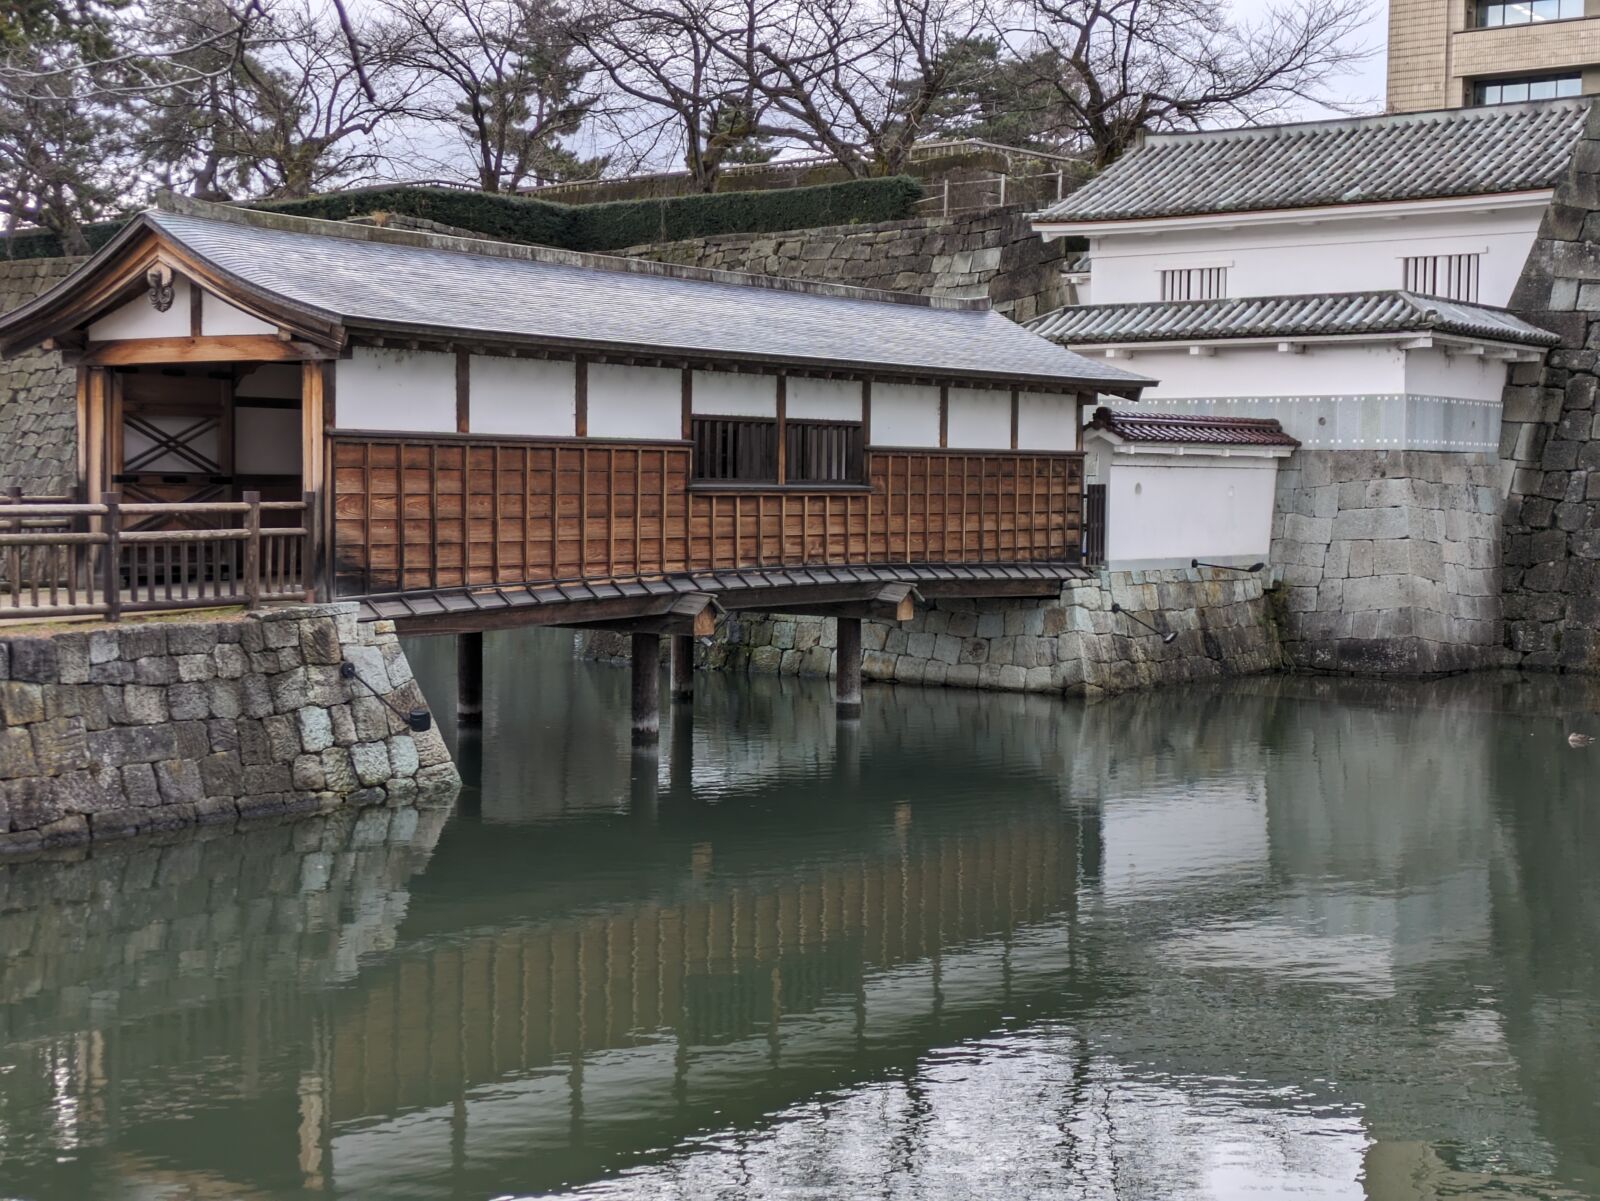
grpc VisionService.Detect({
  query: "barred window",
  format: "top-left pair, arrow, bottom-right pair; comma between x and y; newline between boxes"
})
1402,253 -> 1481,303
1160,267 -> 1227,301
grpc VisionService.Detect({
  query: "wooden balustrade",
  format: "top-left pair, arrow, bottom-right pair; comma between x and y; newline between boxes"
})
331,434 -> 1084,598
0,493 -> 311,621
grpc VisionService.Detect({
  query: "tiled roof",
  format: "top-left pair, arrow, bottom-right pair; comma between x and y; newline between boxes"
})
1087,407 -> 1299,448
1027,290 -> 1560,347
1036,99 -> 1586,223
0,198 -> 1151,393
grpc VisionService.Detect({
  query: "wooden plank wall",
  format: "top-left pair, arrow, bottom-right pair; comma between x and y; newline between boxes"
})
331,435 -> 1083,597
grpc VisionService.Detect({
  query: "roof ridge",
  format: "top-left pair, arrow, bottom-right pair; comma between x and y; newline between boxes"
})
1137,96 -> 1587,147
150,191 -> 990,312
1057,288 -> 1528,316
1104,410 -> 1287,427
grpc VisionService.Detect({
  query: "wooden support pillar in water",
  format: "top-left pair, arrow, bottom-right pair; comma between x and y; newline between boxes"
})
457,631 -> 483,726
670,634 -> 695,703
835,617 -> 862,719
632,632 -> 661,744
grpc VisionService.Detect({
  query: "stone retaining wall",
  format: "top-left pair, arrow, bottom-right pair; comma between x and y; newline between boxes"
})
0,257 -> 79,496
0,603 -> 458,854
582,568 -> 1282,696
1269,449 -> 1508,674
1499,101 -> 1600,671
624,205 -> 1076,324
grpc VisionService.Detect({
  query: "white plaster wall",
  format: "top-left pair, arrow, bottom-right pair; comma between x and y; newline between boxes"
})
1404,345 -> 1515,402
88,279 -> 192,341
788,377 -> 862,422
945,386 -> 1011,449
470,355 -> 576,436
1121,343 -> 1407,401
871,382 -> 941,447
1016,390 -> 1079,451
692,369 -> 777,417
1087,204 -> 1543,306
235,363 -> 301,398
200,291 -> 276,336
234,406 -> 301,474
1102,455 -> 1280,566
334,347 -> 456,432
587,363 -> 682,440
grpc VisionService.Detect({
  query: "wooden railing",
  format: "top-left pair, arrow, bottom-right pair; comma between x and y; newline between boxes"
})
331,434 -> 1083,598
0,492 -> 312,621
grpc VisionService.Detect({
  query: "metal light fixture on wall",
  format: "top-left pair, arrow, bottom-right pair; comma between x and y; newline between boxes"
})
1109,602 -> 1178,644
1191,558 -> 1265,573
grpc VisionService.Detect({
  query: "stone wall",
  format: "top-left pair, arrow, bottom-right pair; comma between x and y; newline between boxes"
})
582,568 -> 1282,696
1499,101 -> 1600,671
0,258 -> 79,496
624,205 -> 1077,324
0,604 -> 458,854
1269,449 -> 1508,674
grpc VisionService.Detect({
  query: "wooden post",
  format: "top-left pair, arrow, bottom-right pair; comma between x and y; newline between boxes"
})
458,631 -> 484,726
632,632 -> 661,744
101,491 -> 121,622
243,489 -> 262,610
835,616 -> 862,719
670,634 -> 695,703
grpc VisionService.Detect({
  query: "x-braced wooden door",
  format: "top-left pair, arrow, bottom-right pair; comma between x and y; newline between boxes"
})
111,370 -> 234,531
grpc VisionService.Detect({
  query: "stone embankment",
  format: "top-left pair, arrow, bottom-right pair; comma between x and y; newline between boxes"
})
625,205 -> 1075,324
584,568 -> 1281,696
0,603 -> 457,854
1270,449 -> 1507,675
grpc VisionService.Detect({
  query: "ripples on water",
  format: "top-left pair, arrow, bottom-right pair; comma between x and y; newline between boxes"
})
0,629 -> 1597,1200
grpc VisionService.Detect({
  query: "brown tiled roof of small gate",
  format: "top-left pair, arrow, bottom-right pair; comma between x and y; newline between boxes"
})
1087,407 -> 1300,447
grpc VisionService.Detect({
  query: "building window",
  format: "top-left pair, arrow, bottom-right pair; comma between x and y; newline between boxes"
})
692,416 -> 778,483
1476,0 -> 1582,26
1403,253 -> 1481,302
1160,267 -> 1227,301
1472,72 -> 1582,104
692,415 -> 864,484
785,420 -> 864,484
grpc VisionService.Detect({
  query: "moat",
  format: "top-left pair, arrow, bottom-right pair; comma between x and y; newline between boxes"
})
1,629 -> 1597,1200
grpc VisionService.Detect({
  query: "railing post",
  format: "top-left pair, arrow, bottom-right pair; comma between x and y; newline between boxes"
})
5,486 -> 19,605
302,489 -> 317,602
998,173 -> 1007,207
942,178 -> 950,218
243,489 -> 262,611
101,491 -> 121,622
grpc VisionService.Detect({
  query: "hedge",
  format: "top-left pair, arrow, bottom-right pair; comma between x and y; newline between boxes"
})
1,175 -> 925,261
261,175 -> 924,252
2,220 -> 127,260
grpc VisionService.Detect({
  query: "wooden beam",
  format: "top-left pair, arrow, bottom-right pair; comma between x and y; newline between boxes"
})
670,634 -> 694,701
300,360 -> 326,599
574,356 -> 588,437
775,373 -> 787,485
912,578 -> 1062,599
681,366 -> 692,440
631,632 -> 661,744
738,582 -> 917,622
390,589 -> 715,637
1009,388 -> 1019,450
189,281 -> 203,337
573,591 -> 719,637
836,616 -> 862,718
938,384 -> 949,448
455,349 -> 470,434
76,335 -> 337,366
457,631 -> 483,725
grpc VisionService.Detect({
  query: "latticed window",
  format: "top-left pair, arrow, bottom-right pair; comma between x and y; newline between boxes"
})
1403,253 -> 1481,303
1160,267 -> 1227,301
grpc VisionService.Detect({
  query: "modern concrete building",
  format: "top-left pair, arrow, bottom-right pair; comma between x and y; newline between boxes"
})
1387,0 -> 1600,112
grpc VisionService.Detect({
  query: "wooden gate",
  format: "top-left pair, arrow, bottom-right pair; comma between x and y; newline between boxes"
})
111,372 -> 233,530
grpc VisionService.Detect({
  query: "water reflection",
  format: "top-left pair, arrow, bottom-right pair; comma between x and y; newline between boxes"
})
0,633 -> 1597,1200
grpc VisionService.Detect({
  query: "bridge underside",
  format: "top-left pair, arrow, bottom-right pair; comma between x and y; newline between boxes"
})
361,562 -> 1088,637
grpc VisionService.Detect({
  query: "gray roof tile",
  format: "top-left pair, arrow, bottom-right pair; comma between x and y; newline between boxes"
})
1087,407 -> 1299,447
93,205 -> 1144,391
1027,290 -> 1560,347
1036,99 -> 1586,223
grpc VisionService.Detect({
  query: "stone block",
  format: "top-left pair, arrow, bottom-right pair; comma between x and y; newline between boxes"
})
2,776 -> 57,829
0,681 -> 45,724
242,763 -> 293,794
329,704 -> 357,746
321,747 -> 357,792
133,655 -> 178,685
167,681 -> 211,721
6,638 -> 57,682
1331,507 -> 1409,541
199,752 -> 243,798
156,760 -> 204,805
121,684 -> 168,725
30,717 -> 87,775
55,634 -> 90,684
240,673 -> 274,718
297,707 -> 334,753
292,754 -> 326,791
1343,574 -> 1412,612
351,742 -> 391,787
89,630 -> 120,664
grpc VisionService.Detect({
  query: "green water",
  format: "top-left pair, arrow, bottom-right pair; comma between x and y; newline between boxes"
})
1,630 -> 1599,1200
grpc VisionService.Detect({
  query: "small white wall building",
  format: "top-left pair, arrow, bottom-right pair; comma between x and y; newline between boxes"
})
1082,408 -> 1298,571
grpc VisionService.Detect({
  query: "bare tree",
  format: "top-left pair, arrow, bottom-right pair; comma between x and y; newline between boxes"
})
1009,0 -> 1371,166
569,0 -> 770,191
388,0 -> 602,191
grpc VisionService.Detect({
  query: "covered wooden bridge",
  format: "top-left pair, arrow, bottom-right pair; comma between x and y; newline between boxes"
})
0,196 -> 1148,735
